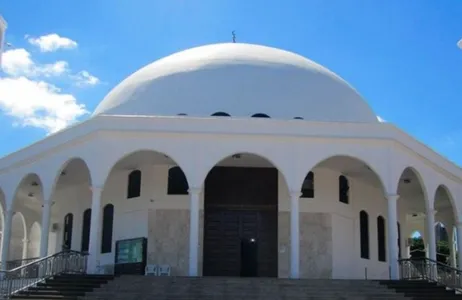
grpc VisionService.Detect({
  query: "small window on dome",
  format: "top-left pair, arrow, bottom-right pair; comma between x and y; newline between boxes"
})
211,112 -> 231,117
177,113 -> 188,116
294,117 -> 304,120
251,113 -> 270,118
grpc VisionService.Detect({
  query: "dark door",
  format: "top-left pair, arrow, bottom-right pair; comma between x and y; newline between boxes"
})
203,167 -> 278,277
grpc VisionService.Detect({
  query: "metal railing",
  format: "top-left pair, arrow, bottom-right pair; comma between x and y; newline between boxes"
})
0,257 -> 40,271
398,257 -> 462,290
0,250 -> 88,299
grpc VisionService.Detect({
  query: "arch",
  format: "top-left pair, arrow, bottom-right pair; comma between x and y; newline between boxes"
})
12,173 -> 44,208
434,184 -> 457,222
339,175 -> 349,204
10,212 -> 26,260
101,204 -> 114,253
62,213 -> 73,250
50,157 -> 92,198
359,210 -> 370,259
301,172 -> 314,198
251,113 -> 270,118
101,149 -> 190,191
211,112 -> 231,117
167,166 -> 189,195
377,215 -> 386,262
297,154 -> 387,200
127,170 -> 142,199
197,151 -> 290,192
81,209 -> 91,252
395,166 -> 428,201
28,222 -> 41,258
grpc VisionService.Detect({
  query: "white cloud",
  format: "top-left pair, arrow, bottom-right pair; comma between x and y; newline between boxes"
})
2,48 -> 69,77
72,70 -> 100,86
0,77 -> 88,133
27,33 -> 78,52
377,115 -> 386,122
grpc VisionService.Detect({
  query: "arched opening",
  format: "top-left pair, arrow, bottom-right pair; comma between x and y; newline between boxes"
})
28,222 -> 41,258
339,175 -> 349,204
202,153 -> 286,277
360,210 -> 370,259
167,166 -> 189,195
433,185 -> 456,265
53,158 -> 92,254
10,212 -> 26,261
251,113 -> 270,118
81,209 -> 91,252
409,230 -> 425,259
377,216 -> 386,262
101,204 -> 114,254
127,170 -> 142,199
62,213 -> 73,251
211,112 -> 231,117
396,167 -> 427,260
301,172 -> 314,198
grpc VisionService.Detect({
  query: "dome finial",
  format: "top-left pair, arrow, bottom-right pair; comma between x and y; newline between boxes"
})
232,30 -> 236,43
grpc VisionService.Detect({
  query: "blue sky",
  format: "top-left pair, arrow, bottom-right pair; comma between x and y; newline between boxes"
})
0,0 -> 462,165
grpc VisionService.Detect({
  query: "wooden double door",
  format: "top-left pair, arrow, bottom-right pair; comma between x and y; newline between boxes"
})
203,167 -> 278,277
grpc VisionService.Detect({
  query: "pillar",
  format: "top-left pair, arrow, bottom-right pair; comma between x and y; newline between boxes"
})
447,225 -> 457,268
39,200 -> 52,257
87,186 -> 103,273
22,239 -> 29,261
426,209 -> 437,262
457,222 -> 462,270
386,194 -> 399,279
1,209 -> 13,271
289,191 -> 301,279
188,188 -> 201,276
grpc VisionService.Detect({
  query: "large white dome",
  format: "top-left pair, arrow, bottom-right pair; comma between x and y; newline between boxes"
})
93,43 -> 377,123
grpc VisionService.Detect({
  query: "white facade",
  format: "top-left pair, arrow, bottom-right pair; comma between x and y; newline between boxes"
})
0,43 -> 460,280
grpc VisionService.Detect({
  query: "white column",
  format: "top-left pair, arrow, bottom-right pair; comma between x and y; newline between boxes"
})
426,209 -> 437,261
289,191 -> 301,279
87,186 -> 103,273
456,222 -> 462,270
386,194 -> 399,280
1,209 -> 13,271
188,188 -> 200,276
22,239 -> 29,260
39,200 -> 52,257
448,225 -> 457,268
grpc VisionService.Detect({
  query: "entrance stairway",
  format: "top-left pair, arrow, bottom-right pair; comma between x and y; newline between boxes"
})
10,274 -> 114,300
380,280 -> 462,299
81,276 -> 412,300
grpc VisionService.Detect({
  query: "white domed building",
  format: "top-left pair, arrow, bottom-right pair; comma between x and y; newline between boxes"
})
0,43 -> 460,280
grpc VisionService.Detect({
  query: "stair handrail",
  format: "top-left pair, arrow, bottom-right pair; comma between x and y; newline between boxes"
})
0,250 -> 88,299
0,257 -> 40,271
398,257 -> 462,290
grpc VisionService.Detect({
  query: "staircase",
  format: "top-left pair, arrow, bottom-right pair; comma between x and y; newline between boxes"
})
81,276 -> 412,300
11,274 -> 114,300
380,280 -> 462,299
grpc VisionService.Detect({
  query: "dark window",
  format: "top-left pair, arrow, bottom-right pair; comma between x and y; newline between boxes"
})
301,172 -> 314,198
127,170 -> 141,199
360,210 -> 370,259
177,113 -> 188,116
397,222 -> 402,259
339,175 -> 349,204
62,213 -> 73,251
294,117 -> 304,120
251,113 -> 270,118
81,209 -> 91,252
211,112 -> 231,117
378,216 -> 386,262
101,204 -> 114,254
167,166 -> 189,195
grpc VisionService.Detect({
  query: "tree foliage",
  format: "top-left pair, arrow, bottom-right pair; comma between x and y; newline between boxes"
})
409,237 -> 451,264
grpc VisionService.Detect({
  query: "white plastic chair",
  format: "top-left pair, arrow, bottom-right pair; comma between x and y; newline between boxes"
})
145,264 -> 158,276
158,264 -> 171,276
